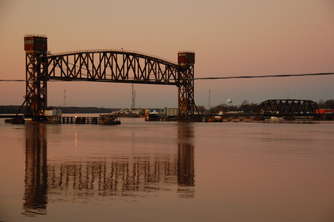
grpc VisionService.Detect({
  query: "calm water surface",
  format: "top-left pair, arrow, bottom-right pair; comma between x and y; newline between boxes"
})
1,119 -> 334,222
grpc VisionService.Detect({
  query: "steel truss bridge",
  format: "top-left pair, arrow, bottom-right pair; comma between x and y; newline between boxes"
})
24,35 -> 196,120
258,99 -> 319,116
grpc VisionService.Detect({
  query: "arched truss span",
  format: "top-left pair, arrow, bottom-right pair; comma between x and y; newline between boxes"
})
258,99 -> 319,116
47,50 -> 180,85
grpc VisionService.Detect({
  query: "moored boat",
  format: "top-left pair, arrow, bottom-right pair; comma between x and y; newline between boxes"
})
4,116 -> 25,124
98,114 -> 121,125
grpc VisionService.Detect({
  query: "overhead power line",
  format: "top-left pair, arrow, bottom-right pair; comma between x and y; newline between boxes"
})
194,72 -> 334,80
0,79 -> 25,82
0,72 -> 333,82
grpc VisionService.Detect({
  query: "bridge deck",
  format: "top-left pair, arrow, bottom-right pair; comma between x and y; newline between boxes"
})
48,77 -> 177,85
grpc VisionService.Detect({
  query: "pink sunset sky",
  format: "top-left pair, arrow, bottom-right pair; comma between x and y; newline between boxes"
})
0,0 -> 333,108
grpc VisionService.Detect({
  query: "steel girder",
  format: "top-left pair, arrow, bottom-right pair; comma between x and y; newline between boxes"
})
25,53 -> 48,120
177,65 -> 196,120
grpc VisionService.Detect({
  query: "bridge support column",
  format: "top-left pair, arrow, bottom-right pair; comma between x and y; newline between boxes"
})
177,52 -> 196,121
24,36 -> 48,120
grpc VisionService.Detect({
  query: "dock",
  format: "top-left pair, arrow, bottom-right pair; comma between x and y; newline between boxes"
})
60,116 -> 98,124
4,116 -> 122,125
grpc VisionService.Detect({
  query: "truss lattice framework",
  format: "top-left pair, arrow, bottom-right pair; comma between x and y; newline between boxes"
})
178,66 -> 196,120
25,49 -> 196,120
47,51 -> 180,85
25,53 -> 48,119
258,99 -> 319,116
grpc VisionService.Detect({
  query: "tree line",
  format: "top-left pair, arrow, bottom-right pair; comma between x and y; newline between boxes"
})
200,99 -> 334,114
0,105 -> 119,114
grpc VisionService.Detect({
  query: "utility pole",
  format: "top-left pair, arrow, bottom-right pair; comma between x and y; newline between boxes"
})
208,88 -> 211,111
63,89 -> 67,106
131,83 -> 136,110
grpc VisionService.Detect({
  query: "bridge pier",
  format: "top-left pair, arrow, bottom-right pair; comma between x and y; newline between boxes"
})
24,36 -> 48,120
177,52 -> 196,121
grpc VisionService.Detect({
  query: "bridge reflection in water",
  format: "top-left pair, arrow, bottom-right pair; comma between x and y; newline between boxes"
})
23,123 -> 48,216
177,123 -> 195,197
23,122 -> 195,215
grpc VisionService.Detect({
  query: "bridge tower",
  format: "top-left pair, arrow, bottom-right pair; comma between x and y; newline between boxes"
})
24,35 -> 48,120
177,52 -> 196,120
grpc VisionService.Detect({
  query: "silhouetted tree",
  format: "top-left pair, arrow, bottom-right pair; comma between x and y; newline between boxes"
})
324,100 -> 334,109
239,100 -> 259,113
196,106 -> 207,114
318,99 -> 334,109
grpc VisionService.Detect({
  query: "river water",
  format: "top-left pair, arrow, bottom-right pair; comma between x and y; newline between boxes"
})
1,119 -> 334,222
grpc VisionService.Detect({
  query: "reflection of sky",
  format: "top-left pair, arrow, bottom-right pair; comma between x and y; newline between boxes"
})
0,0 -> 334,107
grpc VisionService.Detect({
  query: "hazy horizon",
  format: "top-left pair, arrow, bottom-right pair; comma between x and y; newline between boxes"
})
1,0 -> 334,108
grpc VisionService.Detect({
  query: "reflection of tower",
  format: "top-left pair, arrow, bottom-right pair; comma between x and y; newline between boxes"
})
177,122 -> 195,197
23,123 -> 48,216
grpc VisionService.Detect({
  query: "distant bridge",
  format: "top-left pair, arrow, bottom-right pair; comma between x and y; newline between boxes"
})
24,35 -> 196,120
258,99 -> 319,116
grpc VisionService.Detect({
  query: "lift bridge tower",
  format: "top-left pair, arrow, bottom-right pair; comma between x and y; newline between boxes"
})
178,52 -> 196,120
24,35 -> 48,120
